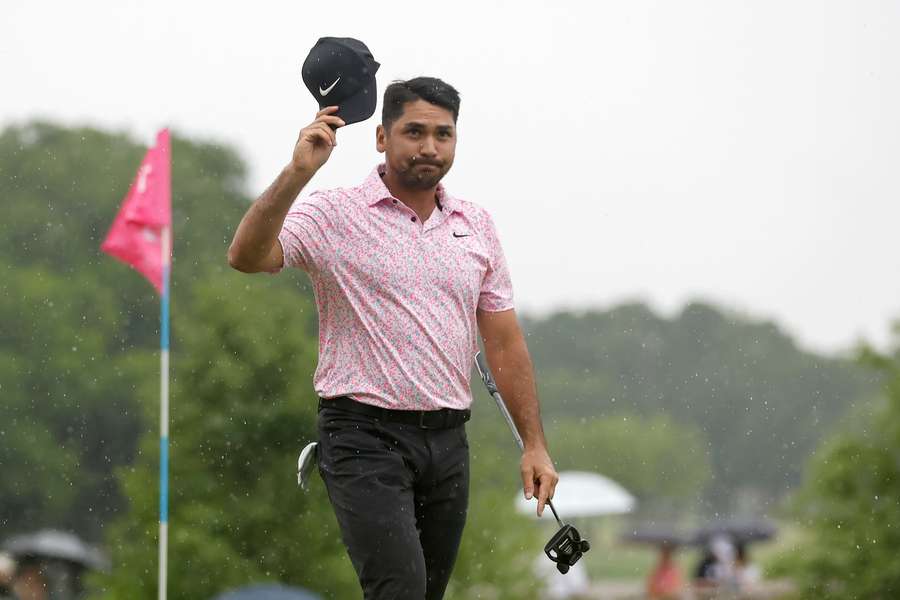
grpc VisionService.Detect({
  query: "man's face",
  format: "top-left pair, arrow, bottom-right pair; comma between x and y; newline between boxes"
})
377,99 -> 457,190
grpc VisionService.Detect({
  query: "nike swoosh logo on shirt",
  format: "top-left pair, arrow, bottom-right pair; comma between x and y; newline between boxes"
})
319,77 -> 341,96
453,232 -> 471,238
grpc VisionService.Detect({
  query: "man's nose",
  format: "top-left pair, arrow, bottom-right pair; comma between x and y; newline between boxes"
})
419,136 -> 438,157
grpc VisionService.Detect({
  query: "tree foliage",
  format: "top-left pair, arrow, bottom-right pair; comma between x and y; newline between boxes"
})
89,276 -> 364,599
0,120 -> 261,541
546,413 -> 710,516
0,121 -> 542,598
772,332 -> 900,599
0,120 -> 884,598
524,302 -> 877,509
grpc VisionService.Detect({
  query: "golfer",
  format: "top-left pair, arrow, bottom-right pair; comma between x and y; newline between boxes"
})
228,76 -> 559,599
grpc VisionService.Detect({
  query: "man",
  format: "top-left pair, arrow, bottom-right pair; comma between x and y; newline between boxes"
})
228,77 -> 558,600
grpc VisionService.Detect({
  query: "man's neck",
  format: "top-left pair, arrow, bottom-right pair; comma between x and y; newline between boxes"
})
382,169 -> 438,223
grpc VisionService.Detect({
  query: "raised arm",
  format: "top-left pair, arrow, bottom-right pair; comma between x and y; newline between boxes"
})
227,107 -> 345,273
477,308 -> 559,516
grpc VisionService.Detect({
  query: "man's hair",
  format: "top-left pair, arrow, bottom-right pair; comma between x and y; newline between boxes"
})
381,77 -> 460,130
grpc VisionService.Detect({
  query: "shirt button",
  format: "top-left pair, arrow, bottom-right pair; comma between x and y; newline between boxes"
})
411,216 -> 417,222
392,199 -> 398,204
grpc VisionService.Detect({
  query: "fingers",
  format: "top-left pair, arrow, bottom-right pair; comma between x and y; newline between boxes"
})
316,105 -> 340,118
522,454 -> 560,517
315,121 -> 337,146
536,472 -> 556,517
546,471 -> 559,500
318,114 -> 346,129
521,465 -> 535,501
301,110 -> 344,149
314,106 -> 345,129
299,107 -> 344,146
304,121 -> 337,147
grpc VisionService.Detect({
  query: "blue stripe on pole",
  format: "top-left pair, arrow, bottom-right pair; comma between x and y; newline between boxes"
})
160,435 -> 169,523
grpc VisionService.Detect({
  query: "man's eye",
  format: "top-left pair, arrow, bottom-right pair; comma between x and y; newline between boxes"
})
407,130 -> 421,137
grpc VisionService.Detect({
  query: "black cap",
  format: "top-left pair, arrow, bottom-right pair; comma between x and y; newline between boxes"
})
301,37 -> 380,126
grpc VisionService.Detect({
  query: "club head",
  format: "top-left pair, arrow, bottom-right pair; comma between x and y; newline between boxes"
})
544,523 -> 590,574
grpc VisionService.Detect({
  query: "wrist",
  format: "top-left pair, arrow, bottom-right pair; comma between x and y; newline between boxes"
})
523,442 -> 548,454
285,161 -> 315,180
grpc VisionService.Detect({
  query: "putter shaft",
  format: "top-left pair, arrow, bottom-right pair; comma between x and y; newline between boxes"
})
475,352 -> 564,528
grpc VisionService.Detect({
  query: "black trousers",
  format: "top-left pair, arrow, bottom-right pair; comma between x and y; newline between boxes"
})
317,401 -> 470,600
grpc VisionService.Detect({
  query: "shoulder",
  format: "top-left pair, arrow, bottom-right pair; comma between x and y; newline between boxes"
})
453,197 -> 499,234
289,184 -> 362,215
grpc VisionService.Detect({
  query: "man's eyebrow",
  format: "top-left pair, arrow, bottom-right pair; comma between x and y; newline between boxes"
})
402,121 -> 455,130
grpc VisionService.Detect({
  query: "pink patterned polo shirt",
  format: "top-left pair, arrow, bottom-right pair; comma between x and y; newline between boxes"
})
277,164 -> 514,411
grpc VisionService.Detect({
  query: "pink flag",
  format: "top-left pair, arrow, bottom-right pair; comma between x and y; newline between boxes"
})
101,129 -> 171,293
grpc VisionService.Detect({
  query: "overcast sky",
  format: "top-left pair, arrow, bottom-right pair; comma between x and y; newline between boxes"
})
3,0 -> 898,354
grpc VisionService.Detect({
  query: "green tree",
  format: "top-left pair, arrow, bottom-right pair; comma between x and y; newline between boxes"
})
0,120 -> 548,599
92,275 -> 545,599
0,259 -> 154,536
0,121 -> 292,541
546,413 -> 711,516
2,119 -> 882,596
90,275 -> 360,599
524,302 -> 877,510
774,329 -> 900,599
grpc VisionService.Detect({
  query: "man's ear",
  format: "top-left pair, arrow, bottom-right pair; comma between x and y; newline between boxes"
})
376,124 -> 386,153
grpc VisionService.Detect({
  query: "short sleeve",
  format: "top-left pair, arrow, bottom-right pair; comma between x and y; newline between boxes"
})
478,212 -> 515,312
276,191 -> 340,274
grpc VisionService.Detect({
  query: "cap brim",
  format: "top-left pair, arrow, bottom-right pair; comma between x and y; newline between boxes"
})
332,76 -> 378,126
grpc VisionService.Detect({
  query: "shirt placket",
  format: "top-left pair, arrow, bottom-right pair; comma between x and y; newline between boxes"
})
422,206 -> 446,234
390,197 -> 425,232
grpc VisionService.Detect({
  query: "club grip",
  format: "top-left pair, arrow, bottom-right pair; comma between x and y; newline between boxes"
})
475,352 -> 499,395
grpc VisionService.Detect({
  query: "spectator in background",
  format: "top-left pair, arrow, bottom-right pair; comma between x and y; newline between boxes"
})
10,559 -> 48,600
734,542 -> 761,590
0,553 -> 15,599
647,544 -> 684,599
694,534 -> 739,596
693,545 -> 718,588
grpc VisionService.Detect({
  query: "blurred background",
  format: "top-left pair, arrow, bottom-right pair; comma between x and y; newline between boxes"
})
1,1 -> 898,598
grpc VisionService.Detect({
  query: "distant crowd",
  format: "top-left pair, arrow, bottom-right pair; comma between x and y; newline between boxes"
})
648,536 -> 761,599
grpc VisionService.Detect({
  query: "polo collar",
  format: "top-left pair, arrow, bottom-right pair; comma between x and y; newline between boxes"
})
361,164 -> 459,213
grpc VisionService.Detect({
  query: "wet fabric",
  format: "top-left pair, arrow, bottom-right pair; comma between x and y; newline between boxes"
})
277,164 -> 514,411
316,402 -> 469,600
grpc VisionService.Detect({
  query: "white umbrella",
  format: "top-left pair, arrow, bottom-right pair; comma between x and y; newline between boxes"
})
515,470 -> 636,519
2,529 -> 109,571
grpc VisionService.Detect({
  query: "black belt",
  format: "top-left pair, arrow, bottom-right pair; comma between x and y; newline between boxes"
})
318,396 -> 471,430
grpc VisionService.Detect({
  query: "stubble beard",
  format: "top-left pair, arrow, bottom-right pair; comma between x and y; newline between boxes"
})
398,162 -> 451,190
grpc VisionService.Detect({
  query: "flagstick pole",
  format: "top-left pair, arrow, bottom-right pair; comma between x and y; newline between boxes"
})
159,225 -> 171,600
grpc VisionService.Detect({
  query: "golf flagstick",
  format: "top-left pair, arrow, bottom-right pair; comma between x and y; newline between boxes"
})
474,352 -> 590,574
100,130 -> 171,600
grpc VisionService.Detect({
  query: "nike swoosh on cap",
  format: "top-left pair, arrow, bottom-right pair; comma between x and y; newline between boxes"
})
319,77 -> 341,96
453,232 -> 471,238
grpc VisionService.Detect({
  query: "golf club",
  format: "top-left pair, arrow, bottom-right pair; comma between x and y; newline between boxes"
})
474,352 -> 591,574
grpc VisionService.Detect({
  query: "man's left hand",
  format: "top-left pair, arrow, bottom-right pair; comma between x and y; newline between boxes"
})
520,446 -> 559,517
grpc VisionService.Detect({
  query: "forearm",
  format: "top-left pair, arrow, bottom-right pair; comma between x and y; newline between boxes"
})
483,335 -> 547,452
228,164 -> 313,268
